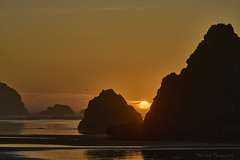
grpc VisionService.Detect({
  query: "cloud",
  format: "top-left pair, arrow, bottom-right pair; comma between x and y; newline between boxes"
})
0,6 -> 148,17
0,8 -> 86,17
127,100 -> 142,105
94,6 -> 148,11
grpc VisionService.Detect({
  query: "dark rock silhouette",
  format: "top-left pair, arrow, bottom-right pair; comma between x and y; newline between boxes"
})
0,82 -> 28,115
78,89 -> 143,133
39,104 -> 74,115
143,24 -> 240,142
106,122 -> 143,139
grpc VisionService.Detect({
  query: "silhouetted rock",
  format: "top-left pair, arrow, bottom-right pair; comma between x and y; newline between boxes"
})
106,122 -> 143,139
78,89 -> 143,133
39,104 -> 74,115
0,82 -> 28,115
143,24 -> 240,142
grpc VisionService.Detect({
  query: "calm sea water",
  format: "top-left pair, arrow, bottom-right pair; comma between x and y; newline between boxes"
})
0,119 -> 81,135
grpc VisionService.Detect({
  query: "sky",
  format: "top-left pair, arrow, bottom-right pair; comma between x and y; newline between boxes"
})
1,0 -> 240,113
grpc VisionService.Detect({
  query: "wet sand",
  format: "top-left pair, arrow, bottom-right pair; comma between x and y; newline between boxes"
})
1,134 -> 240,148
1,135 -> 240,160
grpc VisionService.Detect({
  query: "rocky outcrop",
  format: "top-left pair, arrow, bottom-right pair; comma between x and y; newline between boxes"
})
0,82 -> 28,115
143,24 -> 240,142
39,104 -> 74,115
78,89 -> 143,133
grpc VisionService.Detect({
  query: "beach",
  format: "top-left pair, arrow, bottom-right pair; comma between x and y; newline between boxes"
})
0,120 -> 240,159
1,134 -> 240,160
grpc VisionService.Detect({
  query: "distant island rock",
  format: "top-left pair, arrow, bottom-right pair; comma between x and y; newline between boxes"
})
39,104 -> 74,115
143,24 -> 240,142
0,82 -> 28,115
78,89 -> 143,133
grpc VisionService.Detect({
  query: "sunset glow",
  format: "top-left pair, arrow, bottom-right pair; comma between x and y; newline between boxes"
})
1,0 -> 240,113
0,0 -> 239,159
139,101 -> 150,109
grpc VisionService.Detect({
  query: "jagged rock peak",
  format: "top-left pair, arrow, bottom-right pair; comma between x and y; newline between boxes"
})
99,89 -> 122,98
92,89 -> 127,106
100,89 -> 115,95
184,23 -> 240,75
143,24 -> 240,141
204,23 -> 238,41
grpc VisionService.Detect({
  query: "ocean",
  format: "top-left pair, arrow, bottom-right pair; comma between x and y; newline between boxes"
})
0,119 -> 81,135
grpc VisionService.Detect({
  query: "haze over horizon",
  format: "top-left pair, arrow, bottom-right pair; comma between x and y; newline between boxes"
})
1,0 -> 240,112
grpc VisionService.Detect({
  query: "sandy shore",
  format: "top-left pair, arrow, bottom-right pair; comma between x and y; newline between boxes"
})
1,135 -> 240,160
1,134 -> 240,149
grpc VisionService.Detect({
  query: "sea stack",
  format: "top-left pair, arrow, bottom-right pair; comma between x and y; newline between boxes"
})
143,24 -> 240,142
78,89 -> 143,133
39,104 -> 74,115
0,82 -> 28,115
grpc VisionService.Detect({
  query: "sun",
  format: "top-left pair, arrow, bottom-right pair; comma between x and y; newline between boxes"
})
139,101 -> 150,109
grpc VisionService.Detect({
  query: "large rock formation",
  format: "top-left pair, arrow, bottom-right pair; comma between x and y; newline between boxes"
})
0,82 -> 28,115
143,24 -> 240,142
39,104 -> 74,115
78,89 -> 143,133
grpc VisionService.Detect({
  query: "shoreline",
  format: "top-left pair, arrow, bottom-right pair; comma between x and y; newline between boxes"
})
1,135 -> 240,160
1,134 -> 240,149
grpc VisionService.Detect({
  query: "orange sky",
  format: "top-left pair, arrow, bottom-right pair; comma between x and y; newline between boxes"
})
1,0 -> 240,113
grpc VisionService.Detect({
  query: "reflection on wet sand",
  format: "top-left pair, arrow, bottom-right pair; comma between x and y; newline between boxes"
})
141,150 -> 238,160
16,149 -> 143,160
85,150 -> 142,160
85,149 -> 239,160
0,144 -> 240,160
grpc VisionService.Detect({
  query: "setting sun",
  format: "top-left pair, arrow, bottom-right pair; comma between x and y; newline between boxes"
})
139,101 -> 150,109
